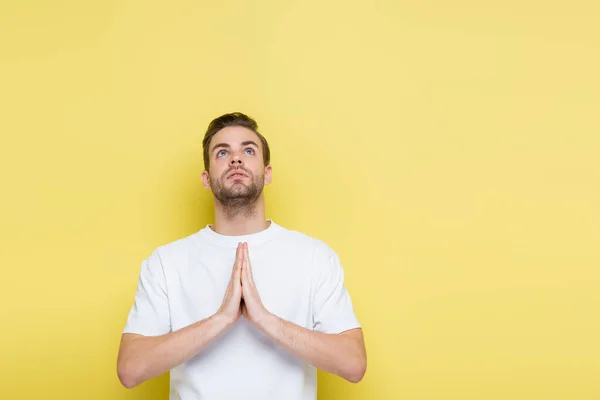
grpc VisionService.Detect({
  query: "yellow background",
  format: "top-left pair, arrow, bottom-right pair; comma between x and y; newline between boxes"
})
1,1 -> 599,399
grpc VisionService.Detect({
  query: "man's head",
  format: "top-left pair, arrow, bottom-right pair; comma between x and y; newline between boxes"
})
201,112 -> 272,209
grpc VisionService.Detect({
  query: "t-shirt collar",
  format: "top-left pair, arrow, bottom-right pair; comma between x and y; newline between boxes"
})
198,219 -> 282,248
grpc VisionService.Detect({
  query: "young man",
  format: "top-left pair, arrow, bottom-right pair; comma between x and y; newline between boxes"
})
117,112 -> 366,399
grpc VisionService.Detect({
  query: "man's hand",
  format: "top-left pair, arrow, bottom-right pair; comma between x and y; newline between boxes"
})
235,242 -> 366,383
240,242 -> 270,326
117,243 -> 245,389
216,242 -> 244,325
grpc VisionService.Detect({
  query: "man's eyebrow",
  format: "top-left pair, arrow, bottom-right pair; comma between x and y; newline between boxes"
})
241,140 -> 259,148
212,141 -> 259,154
211,143 -> 230,154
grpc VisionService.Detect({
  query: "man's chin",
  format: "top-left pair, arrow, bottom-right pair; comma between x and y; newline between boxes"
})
229,185 -> 250,195
219,188 -> 254,200
211,180 -> 263,205
229,181 -> 248,188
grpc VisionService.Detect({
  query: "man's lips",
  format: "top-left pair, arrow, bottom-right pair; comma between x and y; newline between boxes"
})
227,171 -> 248,179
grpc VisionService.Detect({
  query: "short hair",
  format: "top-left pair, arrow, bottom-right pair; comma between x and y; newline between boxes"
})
202,112 -> 271,171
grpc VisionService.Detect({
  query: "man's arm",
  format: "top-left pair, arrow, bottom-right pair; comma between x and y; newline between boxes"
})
118,243 -> 246,388
117,314 -> 232,388
259,315 -> 367,383
239,243 -> 367,383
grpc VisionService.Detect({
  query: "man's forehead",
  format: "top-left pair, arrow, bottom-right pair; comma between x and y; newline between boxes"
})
211,126 -> 259,147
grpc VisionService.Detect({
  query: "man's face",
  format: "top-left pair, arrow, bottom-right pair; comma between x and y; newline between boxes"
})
202,126 -> 272,208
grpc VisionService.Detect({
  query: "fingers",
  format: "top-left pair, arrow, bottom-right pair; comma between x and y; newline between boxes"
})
233,242 -> 243,284
241,250 -> 249,286
232,243 -> 241,273
244,243 -> 255,285
237,242 -> 244,266
235,242 -> 255,288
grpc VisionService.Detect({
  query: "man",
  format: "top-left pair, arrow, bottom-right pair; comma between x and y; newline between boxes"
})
117,112 -> 366,399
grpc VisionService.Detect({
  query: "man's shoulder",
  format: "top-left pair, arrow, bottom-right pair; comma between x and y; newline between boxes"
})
148,230 -> 200,260
275,223 -> 334,254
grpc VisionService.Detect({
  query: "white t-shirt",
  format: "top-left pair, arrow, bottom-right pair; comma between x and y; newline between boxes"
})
123,220 -> 361,400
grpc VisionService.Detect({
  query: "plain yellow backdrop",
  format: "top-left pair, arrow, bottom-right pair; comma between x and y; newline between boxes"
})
1,1 -> 599,399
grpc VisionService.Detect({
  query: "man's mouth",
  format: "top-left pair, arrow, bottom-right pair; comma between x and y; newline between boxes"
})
228,172 -> 247,179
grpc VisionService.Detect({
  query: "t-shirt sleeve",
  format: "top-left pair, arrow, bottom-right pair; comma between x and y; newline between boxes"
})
122,249 -> 171,336
312,244 -> 361,334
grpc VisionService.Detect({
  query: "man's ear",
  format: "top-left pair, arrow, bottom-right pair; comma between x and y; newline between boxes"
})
201,170 -> 211,189
264,165 -> 272,185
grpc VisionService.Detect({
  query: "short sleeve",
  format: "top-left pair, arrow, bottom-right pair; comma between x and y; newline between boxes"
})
123,249 -> 171,336
312,244 -> 361,334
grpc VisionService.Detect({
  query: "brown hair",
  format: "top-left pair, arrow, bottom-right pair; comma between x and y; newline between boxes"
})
202,112 -> 271,171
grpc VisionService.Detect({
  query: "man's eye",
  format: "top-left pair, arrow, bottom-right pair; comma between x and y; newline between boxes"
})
244,148 -> 255,155
217,150 -> 227,157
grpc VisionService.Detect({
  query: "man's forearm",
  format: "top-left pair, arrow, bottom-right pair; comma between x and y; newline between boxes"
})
117,313 -> 232,388
257,313 -> 366,383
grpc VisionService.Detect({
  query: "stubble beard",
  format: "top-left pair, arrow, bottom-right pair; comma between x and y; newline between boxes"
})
210,167 -> 264,219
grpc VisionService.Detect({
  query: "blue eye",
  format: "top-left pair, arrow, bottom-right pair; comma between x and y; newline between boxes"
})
244,148 -> 255,155
217,150 -> 227,157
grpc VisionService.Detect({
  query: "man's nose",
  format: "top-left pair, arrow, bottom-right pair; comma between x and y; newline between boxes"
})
230,155 -> 243,166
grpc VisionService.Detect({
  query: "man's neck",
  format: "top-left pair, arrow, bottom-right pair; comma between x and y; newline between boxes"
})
211,198 -> 270,236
